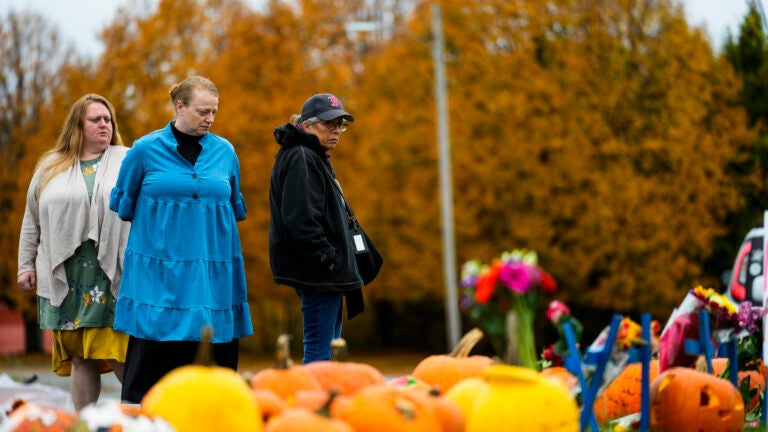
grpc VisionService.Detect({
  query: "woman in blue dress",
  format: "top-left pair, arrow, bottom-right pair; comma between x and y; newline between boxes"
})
110,76 -> 253,403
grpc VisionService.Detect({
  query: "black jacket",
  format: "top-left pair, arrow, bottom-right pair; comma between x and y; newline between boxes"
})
269,123 -> 364,295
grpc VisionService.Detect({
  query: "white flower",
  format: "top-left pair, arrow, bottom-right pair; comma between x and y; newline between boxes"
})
89,286 -> 104,303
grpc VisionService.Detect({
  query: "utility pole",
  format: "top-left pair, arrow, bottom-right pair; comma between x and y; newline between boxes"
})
432,4 -> 461,350
346,5 -> 462,350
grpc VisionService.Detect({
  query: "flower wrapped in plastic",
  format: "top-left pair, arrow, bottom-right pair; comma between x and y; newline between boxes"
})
459,249 -> 557,368
658,285 -> 764,372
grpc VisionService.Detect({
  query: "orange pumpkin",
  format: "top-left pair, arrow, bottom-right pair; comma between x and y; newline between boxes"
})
2,401 -> 77,432
408,388 -> 465,432
266,390 -> 353,432
333,384 -> 442,431
650,367 -> 744,432
250,334 -> 323,399
593,359 -> 659,424
252,388 -> 287,423
302,339 -> 386,396
540,366 -> 578,393
388,374 -> 434,393
411,328 -> 494,393
290,389 -> 351,413
711,357 -> 766,411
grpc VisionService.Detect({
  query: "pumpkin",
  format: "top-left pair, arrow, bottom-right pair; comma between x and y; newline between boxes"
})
72,399 -> 175,432
539,366 -> 578,393
265,390 -> 353,432
251,388 -> 287,423
463,365 -> 578,432
444,377 -> 488,419
250,334 -> 323,400
650,367 -> 744,432
711,357 -> 766,411
290,389 -> 351,413
592,359 -> 659,424
408,388 -> 465,432
411,327 -> 494,393
388,374 -> 434,393
141,326 -> 263,432
302,338 -> 386,395
333,384 -> 442,431
1,401 -> 77,432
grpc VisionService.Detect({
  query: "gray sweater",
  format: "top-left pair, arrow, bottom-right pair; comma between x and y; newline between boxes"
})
18,145 -> 131,307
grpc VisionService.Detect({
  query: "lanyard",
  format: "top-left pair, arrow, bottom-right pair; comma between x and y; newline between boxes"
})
321,164 -> 359,230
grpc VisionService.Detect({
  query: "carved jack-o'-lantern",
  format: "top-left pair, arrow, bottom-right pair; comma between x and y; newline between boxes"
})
650,367 -> 744,432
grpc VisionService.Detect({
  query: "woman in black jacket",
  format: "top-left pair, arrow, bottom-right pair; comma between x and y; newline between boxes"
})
269,93 -> 365,363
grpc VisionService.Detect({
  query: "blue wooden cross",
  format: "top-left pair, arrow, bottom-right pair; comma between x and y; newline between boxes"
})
683,309 -> 715,373
624,313 -> 653,432
563,313 -> 623,431
715,337 -> 740,388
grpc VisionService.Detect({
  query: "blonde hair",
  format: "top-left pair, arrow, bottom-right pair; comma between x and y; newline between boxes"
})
169,76 -> 219,109
36,94 -> 123,197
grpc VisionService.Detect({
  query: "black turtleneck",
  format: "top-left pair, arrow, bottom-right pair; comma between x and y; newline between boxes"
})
171,121 -> 203,165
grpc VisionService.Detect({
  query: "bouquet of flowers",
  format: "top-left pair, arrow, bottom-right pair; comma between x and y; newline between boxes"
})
459,249 -> 557,368
659,285 -> 764,372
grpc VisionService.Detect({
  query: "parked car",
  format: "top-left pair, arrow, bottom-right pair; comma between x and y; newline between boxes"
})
725,222 -> 764,305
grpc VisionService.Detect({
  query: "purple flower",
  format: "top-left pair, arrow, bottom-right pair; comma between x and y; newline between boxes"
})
459,294 -> 474,310
460,275 -> 478,289
734,301 -> 764,334
498,262 -> 533,294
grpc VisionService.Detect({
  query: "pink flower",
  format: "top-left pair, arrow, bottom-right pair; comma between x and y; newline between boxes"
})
546,300 -> 570,324
498,262 -> 533,294
543,344 -> 563,366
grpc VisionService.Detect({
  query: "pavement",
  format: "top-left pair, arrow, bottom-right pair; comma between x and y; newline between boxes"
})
0,362 -> 122,412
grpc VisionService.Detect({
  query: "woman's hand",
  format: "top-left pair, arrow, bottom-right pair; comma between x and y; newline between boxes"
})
18,271 -> 36,292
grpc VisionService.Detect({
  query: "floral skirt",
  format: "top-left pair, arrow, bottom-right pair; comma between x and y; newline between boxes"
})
38,239 -> 128,376
51,327 -> 129,376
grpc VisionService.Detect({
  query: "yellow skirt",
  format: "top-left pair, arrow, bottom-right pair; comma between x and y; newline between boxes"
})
51,327 -> 129,377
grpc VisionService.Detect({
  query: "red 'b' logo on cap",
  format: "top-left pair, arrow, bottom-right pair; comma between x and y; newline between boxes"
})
328,95 -> 340,107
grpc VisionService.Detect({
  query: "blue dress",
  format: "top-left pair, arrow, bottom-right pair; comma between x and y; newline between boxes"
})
109,122 -> 253,343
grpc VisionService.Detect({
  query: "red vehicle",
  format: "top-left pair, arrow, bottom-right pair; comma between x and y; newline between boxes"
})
726,223 -> 765,305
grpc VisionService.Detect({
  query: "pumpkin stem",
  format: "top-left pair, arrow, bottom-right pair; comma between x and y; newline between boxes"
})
331,338 -> 348,361
195,325 -> 214,366
394,396 -> 417,420
694,355 -> 708,373
448,327 -> 484,358
276,334 -> 295,369
317,388 -> 340,418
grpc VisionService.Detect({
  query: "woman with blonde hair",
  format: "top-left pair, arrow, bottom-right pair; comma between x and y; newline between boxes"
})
110,76 -> 252,403
18,93 -> 131,410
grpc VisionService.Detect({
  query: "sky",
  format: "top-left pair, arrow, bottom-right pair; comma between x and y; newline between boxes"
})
0,0 -> 757,58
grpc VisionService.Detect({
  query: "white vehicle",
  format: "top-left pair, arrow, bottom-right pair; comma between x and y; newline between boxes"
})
725,223 -> 764,305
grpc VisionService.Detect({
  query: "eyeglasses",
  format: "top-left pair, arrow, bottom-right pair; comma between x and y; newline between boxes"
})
318,119 -> 349,132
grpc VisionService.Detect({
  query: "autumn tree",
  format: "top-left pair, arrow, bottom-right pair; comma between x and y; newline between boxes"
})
353,0 -> 756,329
714,3 -> 768,280
0,0 -> 760,354
0,10 -> 75,325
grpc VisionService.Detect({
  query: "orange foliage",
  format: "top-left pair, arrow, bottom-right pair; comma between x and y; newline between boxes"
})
0,0 -> 761,351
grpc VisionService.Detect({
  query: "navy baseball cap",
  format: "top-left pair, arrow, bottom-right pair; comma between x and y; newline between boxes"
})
300,93 -> 355,123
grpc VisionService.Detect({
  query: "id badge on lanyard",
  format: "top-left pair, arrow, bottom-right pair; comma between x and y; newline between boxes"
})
350,227 -> 368,254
